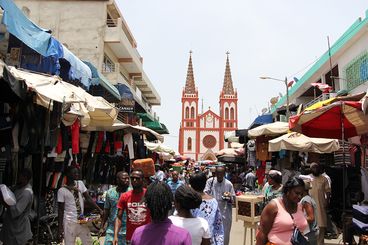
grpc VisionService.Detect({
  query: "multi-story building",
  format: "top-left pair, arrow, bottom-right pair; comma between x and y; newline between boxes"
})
13,0 -> 163,129
271,10 -> 368,115
178,53 -> 238,160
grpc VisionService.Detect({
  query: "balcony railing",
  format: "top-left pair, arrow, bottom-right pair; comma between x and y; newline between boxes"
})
106,18 -> 138,49
106,18 -> 118,27
102,63 -> 118,73
304,93 -> 333,109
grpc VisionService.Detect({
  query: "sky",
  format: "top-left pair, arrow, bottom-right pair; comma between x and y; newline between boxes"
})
117,0 -> 368,151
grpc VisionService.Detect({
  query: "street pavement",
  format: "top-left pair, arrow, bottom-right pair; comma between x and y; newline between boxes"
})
229,208 -> 345,245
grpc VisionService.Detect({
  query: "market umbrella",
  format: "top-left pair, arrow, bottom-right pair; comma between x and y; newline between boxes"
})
248,121 -> 289,138
144,141 -> 175,155
268,132 -> 340,153
289,100 -> 368,139
289,98 -> 368,213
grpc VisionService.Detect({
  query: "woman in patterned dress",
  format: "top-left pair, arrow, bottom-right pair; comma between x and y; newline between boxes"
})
190,172 -> 224,245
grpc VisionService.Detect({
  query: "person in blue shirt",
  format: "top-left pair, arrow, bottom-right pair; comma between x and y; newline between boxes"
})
166,171 -> 184,195
166,171 -> 184,215
100,171 -> 131,245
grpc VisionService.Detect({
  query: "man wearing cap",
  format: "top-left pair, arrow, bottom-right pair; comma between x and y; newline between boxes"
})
262,170 -> 283,205
309,162 -> 331,245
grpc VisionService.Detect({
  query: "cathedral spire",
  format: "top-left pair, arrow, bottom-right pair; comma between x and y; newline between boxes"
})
222,52 -> 234,95
184,51 -> 196,94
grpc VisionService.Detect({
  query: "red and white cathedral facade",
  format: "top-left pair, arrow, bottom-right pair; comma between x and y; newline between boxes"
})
178,52 -> 238,161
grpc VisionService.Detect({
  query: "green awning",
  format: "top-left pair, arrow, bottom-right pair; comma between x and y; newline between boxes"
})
158,123 -> 169,134
144,121 -> 162,130
84,61 -> 121,102
137,112 -> 155,122
143,121 -> 169,134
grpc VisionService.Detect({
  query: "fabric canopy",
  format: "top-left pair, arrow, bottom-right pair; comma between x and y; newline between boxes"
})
62,84 -> 118,128
144,141 -> 175,155
268,132 -> 340,153
82,121 -> 164,142
62,46 -> 92,89
9,66 -> 83,106
289,100 -> 368,139
248,121 -> 289,138
248,113 -> 273,129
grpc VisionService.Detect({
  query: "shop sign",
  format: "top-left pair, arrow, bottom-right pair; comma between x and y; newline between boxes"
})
345,52 -> 368,90
119,98 -> 135,113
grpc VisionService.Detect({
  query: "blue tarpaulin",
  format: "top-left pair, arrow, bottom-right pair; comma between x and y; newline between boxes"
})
62,46 -> 91,88
0,0 -> 59,57
248,113 -> 273,129
84,61 -> 121,101
115,83 -> 133,99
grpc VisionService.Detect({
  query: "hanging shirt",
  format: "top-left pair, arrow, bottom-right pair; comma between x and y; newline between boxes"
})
123,133 -> 135,160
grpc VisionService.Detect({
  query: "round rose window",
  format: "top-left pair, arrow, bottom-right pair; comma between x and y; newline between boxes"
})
202,135 -> 217,148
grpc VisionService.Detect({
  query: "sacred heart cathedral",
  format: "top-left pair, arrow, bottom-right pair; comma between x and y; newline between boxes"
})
178,52 -> 238,161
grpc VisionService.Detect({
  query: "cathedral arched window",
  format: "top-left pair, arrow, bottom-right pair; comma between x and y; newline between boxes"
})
191,107 -> 195,118
185,107 -> 189,118
225,108 -> 229,119
230,108 -> 235,120
187,137 -> 192,151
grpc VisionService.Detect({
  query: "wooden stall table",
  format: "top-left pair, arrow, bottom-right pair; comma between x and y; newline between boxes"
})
235,194 -> 264,245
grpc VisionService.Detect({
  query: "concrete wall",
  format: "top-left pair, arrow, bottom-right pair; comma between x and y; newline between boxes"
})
14,0 -> 107,67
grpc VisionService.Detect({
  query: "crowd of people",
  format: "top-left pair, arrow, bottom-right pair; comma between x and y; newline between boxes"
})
253,162 -> 332,245
0,161 -> 334,245
52,165 -> 235,245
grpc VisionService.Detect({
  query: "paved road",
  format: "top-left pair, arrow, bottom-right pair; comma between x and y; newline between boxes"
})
229,208 -> 345,245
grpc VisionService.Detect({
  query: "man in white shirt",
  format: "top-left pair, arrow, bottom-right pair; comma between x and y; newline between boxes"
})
57,166 -> 103,245
154,164 -> 165,181
204,166 -> 235,245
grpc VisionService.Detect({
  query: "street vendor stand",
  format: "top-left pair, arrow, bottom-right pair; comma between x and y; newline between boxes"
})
235,194 -> 264,245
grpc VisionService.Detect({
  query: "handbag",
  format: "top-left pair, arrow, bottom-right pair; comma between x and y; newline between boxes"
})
290,226 -> 309,245
289,212 -> 309,245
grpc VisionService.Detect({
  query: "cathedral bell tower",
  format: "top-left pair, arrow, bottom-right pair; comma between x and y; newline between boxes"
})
179,51 -> 199,159
219,52 -> 238,149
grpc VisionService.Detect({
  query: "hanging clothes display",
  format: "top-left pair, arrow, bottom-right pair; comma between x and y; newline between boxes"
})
255,136 -> 272,161
123,133 -> 134,159
247,140 -> 256,166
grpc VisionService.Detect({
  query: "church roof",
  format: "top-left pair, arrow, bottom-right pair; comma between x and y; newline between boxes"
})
222,52 -> 235,95
184,51 -> 196,94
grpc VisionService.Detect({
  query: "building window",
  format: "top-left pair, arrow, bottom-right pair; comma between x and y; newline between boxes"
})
225,108 -> 229,119
187,137 -> 192,151
230,108 -> 235,120
102,55 -> 115,73
191,107 -> 195,118
185,107 -> 189,119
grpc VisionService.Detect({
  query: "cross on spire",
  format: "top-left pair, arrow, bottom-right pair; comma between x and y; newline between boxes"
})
184,51 -> 196,94
222,52 -> 234,95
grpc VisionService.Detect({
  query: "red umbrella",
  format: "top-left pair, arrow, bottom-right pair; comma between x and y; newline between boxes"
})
289,100 -> 368,139
289,99 -> 368,213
